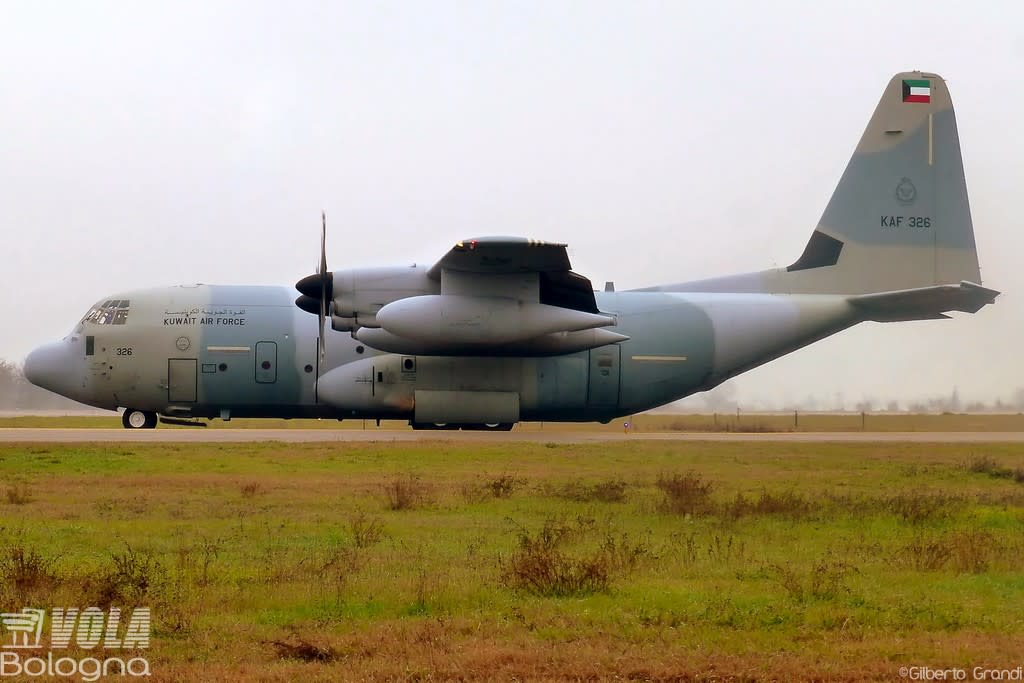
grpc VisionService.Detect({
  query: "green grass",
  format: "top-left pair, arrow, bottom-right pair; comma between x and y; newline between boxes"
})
0,440 -> 1022,680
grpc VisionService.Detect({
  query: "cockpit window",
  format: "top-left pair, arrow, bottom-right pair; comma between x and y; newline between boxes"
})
83,299 -> 131,325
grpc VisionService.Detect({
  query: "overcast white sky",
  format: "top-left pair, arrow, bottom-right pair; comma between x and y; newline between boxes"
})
1,1 -> 1021,408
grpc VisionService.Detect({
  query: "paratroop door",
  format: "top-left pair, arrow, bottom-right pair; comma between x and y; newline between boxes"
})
255,341 -> 278,384
587,346 -> 620,407
168,359 -> 197,403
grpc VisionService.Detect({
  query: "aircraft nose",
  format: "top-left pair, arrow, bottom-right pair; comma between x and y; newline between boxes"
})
24,341 -> 75,395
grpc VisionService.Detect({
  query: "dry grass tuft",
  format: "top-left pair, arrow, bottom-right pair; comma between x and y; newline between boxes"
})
91,542 -> 164,607
962,455 -> 1024,483
0,535 -> 60,600
483,474 -> 520,499
884,491 -> 964,525
656,471 -> 713,515
6,483 -> 33,505
552,479 -> 628,503
348,511 -> 384,548
770,558 -> 858,602
898,528 -> 1020,573
823,491 -> 966,525
723,489 -> 814,520
459,474 -> 523,502
383,475 -> 433,510
501,538 -> 609,597
175,536 -> 224,587
500,517 -> 647,597
269,637 -> 338,663
240,482 -> 266,498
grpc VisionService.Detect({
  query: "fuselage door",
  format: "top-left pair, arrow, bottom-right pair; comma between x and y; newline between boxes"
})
587,346 -> 621,407
168,358 -> 198,403
255,341 -> 278,384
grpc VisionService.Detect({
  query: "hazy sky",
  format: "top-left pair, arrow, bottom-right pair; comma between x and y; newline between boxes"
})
2,1 -> 1022,408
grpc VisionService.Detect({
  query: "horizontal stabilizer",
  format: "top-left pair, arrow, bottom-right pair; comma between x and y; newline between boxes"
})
849,281 -> 999,322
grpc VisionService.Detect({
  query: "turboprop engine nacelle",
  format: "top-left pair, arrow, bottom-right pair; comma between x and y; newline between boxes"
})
331,265 -> 438,327
376,295 -> 616,345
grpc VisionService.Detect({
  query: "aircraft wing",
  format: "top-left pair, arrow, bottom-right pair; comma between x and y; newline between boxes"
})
427,237 -> 571,275
427,237 -> 600,314
325,236 -> 624,356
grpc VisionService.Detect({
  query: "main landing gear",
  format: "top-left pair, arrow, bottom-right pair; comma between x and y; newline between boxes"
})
410,422 -> 515,431
122,409 -> 158,429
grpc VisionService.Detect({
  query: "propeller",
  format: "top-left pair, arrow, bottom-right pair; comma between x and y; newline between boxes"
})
317,211 -> 328,362
295,211 -> 334,364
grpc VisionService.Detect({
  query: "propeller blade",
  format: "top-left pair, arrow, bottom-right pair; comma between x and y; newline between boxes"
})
320,210 -> 328,277
318,211 -> 327,363
319,297 -> 326,363
294,211 -> 333,367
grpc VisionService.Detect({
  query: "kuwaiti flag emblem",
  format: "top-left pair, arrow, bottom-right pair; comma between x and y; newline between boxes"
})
902,79 -> 931,103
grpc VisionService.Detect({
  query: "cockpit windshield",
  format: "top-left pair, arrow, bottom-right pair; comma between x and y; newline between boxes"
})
82,299 -> 131,325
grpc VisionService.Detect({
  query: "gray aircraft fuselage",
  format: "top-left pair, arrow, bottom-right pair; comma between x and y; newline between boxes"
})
23,71 -> 998,427
25,283 -> 854,424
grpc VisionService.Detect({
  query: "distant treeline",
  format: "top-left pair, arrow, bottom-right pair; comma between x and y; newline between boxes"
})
0,359 -> 90,411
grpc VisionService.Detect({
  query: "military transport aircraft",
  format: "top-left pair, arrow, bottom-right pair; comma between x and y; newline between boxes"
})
24,71 -> 998,429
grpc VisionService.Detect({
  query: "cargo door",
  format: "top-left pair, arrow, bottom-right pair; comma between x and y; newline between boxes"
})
255,341 -> 278,384
587,346 -> 620,407
168,358 -> 198,403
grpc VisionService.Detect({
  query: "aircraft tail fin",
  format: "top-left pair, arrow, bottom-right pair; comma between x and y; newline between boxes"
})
657,71 -> 995,309
777,71 -> 982,295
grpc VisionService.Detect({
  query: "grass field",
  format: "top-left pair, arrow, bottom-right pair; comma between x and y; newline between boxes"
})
0,439 -> 1023,681
5,411 -> 1024,431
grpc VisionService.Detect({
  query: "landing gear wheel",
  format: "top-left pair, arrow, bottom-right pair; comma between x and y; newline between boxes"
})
122,409 -> 157,429
411,422 -> 513,431
410,422 -> 457,430
465,423 -> 515,431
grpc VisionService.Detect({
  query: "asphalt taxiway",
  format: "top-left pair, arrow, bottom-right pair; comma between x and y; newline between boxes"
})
2,429 -> 1024,443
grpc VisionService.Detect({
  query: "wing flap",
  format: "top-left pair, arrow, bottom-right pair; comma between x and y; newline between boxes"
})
540,271 -> 599,314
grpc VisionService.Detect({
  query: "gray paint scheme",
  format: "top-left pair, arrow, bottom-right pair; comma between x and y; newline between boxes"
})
24,72 -> 998,427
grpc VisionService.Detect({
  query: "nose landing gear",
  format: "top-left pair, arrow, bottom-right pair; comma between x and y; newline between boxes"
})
122,409 -> 158,429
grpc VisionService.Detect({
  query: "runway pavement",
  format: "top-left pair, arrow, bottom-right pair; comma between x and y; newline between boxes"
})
3,429 -> 1024,443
